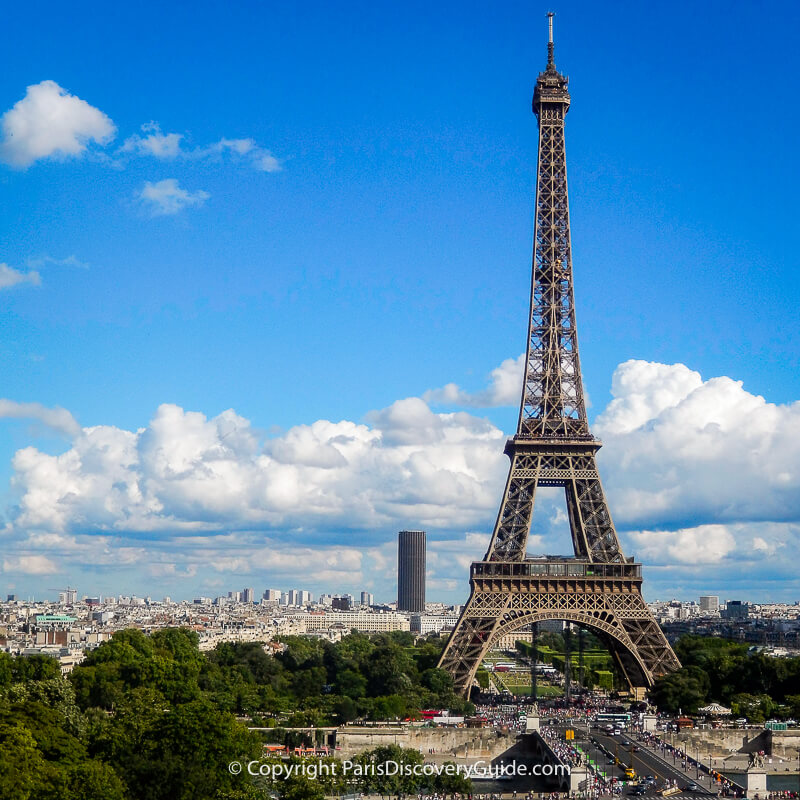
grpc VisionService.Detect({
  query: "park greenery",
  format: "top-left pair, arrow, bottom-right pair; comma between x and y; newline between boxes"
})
514,630 -> 616,691
649,636 -> 800,720
0,628 -> 472,800
509,630 -> 800,720
4,626 -> 800,799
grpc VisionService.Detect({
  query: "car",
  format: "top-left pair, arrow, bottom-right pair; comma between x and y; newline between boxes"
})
613,728 -> 623,736
685,784 -> 702,793
630,787 -> 648,796
632,746 -> 641,752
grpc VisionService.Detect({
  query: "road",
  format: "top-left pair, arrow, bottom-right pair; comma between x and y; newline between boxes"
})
592,730 -> 712,794
542,720 -> 718,798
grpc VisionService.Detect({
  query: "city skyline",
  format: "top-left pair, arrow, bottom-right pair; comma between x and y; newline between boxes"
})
1,2 -> 799,603
12,582 -> 795,609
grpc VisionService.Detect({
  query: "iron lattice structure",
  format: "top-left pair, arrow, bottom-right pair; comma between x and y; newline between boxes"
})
439,18 -> 680,696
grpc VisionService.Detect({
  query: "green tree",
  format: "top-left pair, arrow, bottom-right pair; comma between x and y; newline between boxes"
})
10,654 -> 61,683
420,667 -> 452,695
63,760 -> 128,800
0,652 -> 13,687
334,668 -> 367,698
431,763 -> 473,796
333,696 -> 359,722
119,697 -> 260,800
649,666 -> 709,713
352,745 -> 425,799
280,774 -> 325,800
730,693 -> 775,724
0,722 -> 48,800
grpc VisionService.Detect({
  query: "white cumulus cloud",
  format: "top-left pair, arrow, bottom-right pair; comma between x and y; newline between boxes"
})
0,399 -> 80,436
120,121 -> 182,158
137,179 -> 210,216
0,80 -> 115,167
626,524 -> 737,565
424,354 -> 525,407
0,263 -> 41,290
7,401 -> 506,537
595,360 -> 703,435
2,555 -> 58,575
595,359 -> 800,529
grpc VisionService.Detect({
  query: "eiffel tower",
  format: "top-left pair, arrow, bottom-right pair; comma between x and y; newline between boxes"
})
439,15 -> 680,698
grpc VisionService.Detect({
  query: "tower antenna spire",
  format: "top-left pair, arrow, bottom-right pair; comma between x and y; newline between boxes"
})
547,11 -> 555,68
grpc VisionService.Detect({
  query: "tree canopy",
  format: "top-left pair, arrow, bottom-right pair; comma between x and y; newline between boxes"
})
649,636 -> 800,719
0,628 -> 472,799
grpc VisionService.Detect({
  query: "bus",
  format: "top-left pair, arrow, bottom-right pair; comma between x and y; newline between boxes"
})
595,712 -> 631,730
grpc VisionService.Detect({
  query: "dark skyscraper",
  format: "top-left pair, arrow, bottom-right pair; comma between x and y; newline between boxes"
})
397,530 -> 426,612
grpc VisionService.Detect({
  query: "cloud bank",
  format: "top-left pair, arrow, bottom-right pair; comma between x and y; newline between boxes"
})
2,359 -> 798,598
9,400 -> 505,536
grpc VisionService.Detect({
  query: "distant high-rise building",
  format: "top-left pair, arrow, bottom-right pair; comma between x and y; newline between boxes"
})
332,595 -> 352,611
361,591 -> 374,607
699,595 -> 719,614
58,587 -> 78,605
397,530 -> 426,612
280,592 -> 290,605
242,588 -> 255,603
263,588 -> 281,602
722,600 -> 749,620
287,589 -> 311,606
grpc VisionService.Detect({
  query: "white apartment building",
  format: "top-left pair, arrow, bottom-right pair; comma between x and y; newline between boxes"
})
288,611 -> 410,633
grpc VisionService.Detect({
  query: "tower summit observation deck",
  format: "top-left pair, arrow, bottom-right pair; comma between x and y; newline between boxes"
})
438,15 -> 681,697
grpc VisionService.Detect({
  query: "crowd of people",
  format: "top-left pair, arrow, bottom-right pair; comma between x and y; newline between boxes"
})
641,730 -> 744,796
440,697 -> 800,800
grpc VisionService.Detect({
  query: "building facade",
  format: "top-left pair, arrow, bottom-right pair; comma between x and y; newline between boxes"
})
700,595 -> 720,614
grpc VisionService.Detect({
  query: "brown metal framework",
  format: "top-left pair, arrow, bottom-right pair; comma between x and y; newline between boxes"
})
439,17 -> 680,696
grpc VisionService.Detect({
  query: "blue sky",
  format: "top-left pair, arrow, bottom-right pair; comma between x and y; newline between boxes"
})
1,1 -> 798,604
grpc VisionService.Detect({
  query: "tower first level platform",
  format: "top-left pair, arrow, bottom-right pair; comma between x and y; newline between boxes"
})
440,556 -> 680,696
